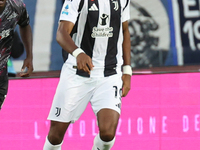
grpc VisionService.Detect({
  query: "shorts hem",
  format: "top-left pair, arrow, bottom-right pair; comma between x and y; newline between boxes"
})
47,117 -> 77,124
95,107 -> 121,115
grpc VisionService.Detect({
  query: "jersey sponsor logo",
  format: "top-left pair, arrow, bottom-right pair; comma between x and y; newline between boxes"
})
91,27 -> 113,38
112,0 -> 119,11
62,5 -> 70,15
89,3 -> 98,11
91,14 -> 113,38
7,12 -> 18,20
55,107 -> 61,117
99,14 -> 109,26
0,29 -> 11,40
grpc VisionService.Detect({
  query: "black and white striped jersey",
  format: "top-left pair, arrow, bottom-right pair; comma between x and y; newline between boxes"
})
60,0 -> 130,77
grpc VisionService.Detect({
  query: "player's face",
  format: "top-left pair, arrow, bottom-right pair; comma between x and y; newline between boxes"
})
0,0 -> 6,8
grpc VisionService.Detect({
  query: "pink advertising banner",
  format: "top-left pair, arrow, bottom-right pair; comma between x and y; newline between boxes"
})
0,73 -> 200,150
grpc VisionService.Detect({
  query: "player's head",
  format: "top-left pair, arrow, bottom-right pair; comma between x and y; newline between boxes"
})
0,0 -> 6,10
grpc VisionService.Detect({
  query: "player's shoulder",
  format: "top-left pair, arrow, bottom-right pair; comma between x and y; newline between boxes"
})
120,0 -> 130,5
64,0 -> 83,4
63,0 -> 84,10
120,0 -> 130,9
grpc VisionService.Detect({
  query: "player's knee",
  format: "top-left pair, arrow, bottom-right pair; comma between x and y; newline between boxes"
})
98,123 -> 117,142
48,132 -> 63,145
99,131 -> 115,142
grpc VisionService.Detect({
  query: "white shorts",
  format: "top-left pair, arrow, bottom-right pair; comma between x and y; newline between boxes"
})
48,64 -> 122,123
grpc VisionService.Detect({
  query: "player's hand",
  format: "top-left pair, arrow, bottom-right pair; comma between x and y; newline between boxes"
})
20,57 -> 33,77
76,53 -> 94,74
121,74 -> 131,97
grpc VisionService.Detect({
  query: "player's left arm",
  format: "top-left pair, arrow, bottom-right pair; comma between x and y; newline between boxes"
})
17,2 -> 33,77
121,21 -> 131,97
19,24 -> 33,77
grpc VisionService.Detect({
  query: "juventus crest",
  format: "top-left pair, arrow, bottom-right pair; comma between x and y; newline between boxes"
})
112,0 -> 119,11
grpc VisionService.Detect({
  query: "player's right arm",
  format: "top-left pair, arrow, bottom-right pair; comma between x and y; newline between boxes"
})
56,21 -> 77,55
56,21 -> 94,74
57,0 -> 93,74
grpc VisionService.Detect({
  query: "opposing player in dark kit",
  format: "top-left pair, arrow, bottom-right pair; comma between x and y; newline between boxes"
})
43,0 -> 131,150
0,0 -> 33,109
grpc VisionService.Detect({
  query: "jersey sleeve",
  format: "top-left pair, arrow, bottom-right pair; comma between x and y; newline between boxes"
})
59,0 -> 81,24
17,1 -> 30,27
122,0 -> 130,22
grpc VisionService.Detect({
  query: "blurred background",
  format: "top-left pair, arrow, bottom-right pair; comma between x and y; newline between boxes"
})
1,0 -> 200,150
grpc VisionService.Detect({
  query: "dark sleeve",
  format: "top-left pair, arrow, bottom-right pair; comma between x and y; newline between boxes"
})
10,31 -> 24,58
17,2 -> 30,27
